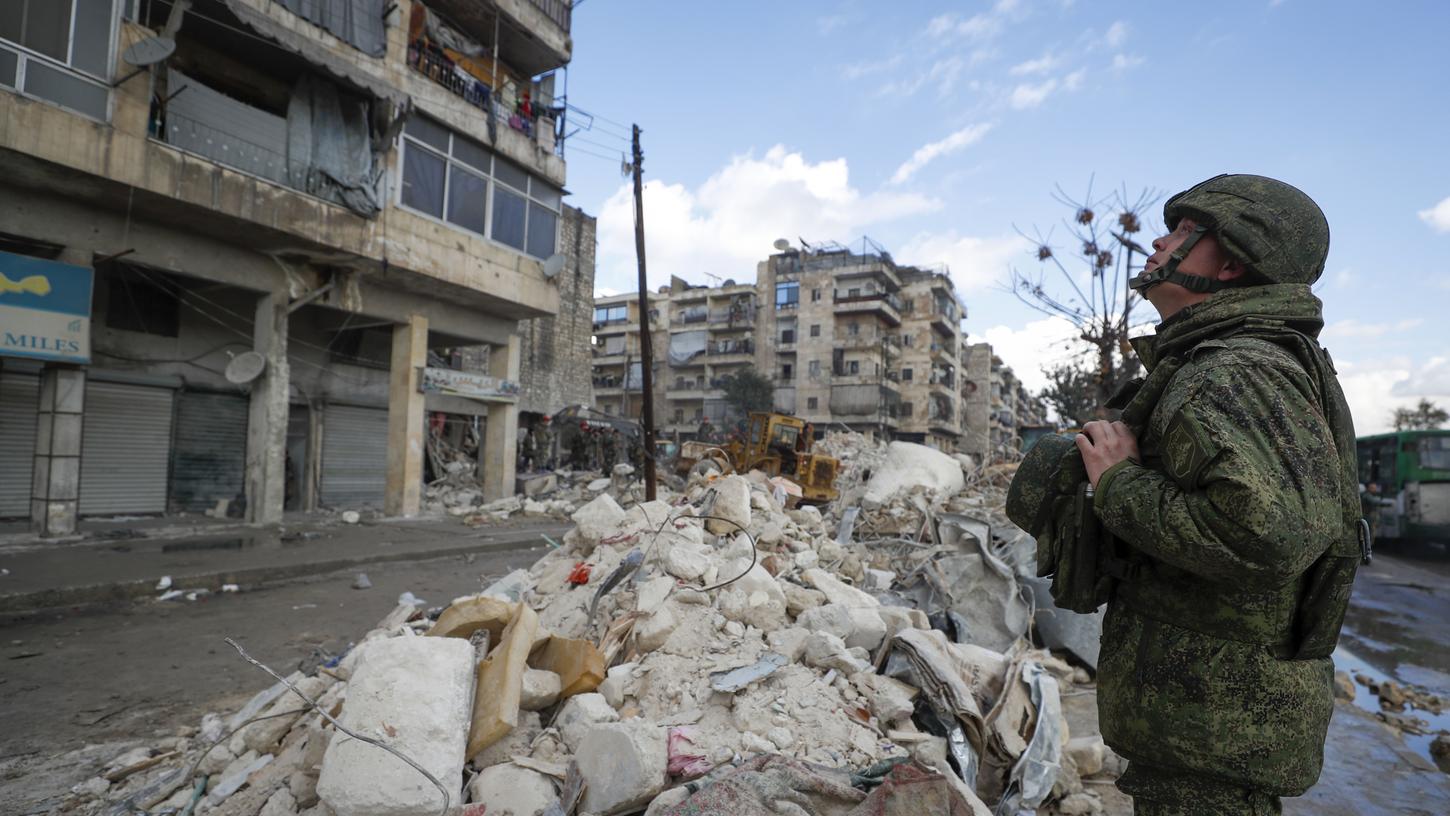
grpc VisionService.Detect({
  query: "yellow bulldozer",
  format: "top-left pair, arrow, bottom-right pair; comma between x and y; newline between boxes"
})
676,412 -> 840,505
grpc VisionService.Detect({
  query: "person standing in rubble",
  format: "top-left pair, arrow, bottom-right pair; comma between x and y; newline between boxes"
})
1058,176 -> 1361,815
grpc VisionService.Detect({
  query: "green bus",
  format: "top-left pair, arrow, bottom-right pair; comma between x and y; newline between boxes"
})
1356,430 -> 1450,548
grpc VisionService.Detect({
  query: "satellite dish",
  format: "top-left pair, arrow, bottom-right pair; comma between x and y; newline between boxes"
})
772,239 -> 790,251
542,253 -> 566,279
122,36 -> 176,67
225,351 -> 267,384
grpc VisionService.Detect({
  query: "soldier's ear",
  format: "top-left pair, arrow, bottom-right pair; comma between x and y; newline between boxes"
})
1217,259 -> 1246,282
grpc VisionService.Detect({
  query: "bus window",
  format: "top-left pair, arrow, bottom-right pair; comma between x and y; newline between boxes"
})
1421,436 -> 1450,471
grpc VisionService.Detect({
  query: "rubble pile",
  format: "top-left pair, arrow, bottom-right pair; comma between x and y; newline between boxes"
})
70,438 -> 1125,816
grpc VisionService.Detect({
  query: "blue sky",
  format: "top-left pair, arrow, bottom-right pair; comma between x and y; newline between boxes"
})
557,0 -> 1450,433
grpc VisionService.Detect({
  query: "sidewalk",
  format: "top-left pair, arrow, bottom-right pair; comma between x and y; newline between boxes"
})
0,514 -> 570,614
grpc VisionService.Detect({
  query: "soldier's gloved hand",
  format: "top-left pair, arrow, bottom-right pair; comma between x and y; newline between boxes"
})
1075,420 -> 1140,488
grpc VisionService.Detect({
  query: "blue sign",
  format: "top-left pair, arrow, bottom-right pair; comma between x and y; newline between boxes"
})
0,250 -> 93,364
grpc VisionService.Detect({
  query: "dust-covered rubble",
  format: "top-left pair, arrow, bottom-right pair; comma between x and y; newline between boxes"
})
67,435 -> 1123,816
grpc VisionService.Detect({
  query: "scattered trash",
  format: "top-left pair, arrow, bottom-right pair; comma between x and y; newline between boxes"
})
708,651 -> 789,693
221,583 -> 240,593
352,572 -> 372,590
341,510 -> 361,524
156,575 -> 172,591
567,561 -> 593,585
398,591 -> 426,606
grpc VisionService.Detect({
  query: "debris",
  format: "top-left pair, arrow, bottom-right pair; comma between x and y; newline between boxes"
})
157,575 -> 173,591
705,475 -> 753,535
557,693 -> 620,750
398,591 -> 426,606
576,721 -> 668,814
341,511 -> 361,524
427,595 -> 516,641
316,637 -> 474,816
529,636 -> 607,698
1334,670 -> 1357,702
352,573 -> 372,590
468,764 -> 559,816
521,668 -> 563,711
222,583 -> 241,593
709,652 -> 789,693
567,561 -> 593,585
666,727 -> 712,779
467,603 -> 541,758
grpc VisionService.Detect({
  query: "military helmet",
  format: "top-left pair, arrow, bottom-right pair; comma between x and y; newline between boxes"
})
1163,174 -> 1330,286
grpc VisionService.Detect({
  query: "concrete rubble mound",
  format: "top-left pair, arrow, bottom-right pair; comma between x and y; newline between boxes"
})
72,436 -> 1119,816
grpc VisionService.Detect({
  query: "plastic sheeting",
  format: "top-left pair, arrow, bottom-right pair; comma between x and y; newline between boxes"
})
668,330 -> 708,365
287,74 -> 383,216
272,0 -> 388,56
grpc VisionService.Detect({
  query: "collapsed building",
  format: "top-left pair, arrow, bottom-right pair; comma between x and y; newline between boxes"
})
68,435 -> 1128,816
0,0 -> 583,534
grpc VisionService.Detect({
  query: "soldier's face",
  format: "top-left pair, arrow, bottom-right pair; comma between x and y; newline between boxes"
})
1144,218 -> 1238,318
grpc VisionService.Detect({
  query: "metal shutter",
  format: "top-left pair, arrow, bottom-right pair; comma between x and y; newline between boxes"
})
320,405 -> 388,509
79,382 -> 175,515
169,391 -> 249,514
0,373 -> 39,518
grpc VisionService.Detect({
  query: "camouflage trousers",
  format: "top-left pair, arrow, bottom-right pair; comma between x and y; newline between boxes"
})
1119,763 -> 1282,816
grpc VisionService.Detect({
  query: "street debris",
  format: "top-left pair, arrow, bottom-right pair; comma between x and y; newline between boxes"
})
351,573 -> 372,591
66,434 -> 1135,816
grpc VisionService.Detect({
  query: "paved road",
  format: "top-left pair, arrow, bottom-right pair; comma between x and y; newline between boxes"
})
0,541 -> 547,815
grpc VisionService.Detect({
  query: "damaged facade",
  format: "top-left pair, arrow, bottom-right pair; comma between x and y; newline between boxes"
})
0,0 -> 578,533
590,240 -> 1045,461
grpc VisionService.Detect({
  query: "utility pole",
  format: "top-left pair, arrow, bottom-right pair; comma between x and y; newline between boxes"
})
631,124 -> 658,501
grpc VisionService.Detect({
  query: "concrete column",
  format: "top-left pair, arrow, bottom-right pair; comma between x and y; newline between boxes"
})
245,293 -> 290,524
385,314 -> 428,517
483,335 -> 521,502
31,366 -> 86,537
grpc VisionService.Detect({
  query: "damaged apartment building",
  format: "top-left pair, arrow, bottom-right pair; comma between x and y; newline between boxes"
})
591,240 -> 1029,456
0,0 -> 580,535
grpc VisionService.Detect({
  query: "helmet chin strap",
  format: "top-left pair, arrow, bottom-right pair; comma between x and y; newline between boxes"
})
1130,224 -> 1228,296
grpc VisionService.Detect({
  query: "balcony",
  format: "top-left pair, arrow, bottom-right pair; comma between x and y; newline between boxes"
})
930,311 -> 957,338
709,307 -> 756,326
592,318 -> 635,334
834,293 -> 902,327
406,43 -> 562,157
420,0 -> 571,75
707,339 -> 755,358
673,309 -> 710,327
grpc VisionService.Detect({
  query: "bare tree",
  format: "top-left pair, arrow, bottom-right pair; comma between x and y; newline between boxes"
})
1392,399 -> 1449,431
1006,178 -> 1160,416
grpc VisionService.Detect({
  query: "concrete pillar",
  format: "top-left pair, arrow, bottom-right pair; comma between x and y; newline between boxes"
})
483,335 -> 521,502
245,293 -> 290,525
385,314 -> 428,516
31,365 -> 85,537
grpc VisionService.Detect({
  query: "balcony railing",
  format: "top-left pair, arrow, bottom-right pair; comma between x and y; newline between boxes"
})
529,0 -> 573,32
406,42 -> 562,156
709,308 -> 756,325
708,339 -> 755,355
674,310 -> 709,326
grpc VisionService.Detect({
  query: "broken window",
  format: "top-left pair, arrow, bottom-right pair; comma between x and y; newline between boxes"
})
103,264 -> 180,337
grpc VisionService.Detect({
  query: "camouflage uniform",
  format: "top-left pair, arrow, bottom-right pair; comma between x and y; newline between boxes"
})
1090,177 -> 1362,814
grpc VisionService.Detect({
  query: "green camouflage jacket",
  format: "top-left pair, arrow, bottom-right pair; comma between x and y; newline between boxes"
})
1093,284 -> 1358,795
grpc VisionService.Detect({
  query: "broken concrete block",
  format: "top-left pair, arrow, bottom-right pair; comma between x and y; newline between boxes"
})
706,476 -> 752,535
663,546 -> 710,581
316,637 -> 475,816
844,607 -> 887,652
861,442 -> 965,507
863,569 -> 895,592
636,577 -> 675,614
199,741 -> 238,776
259,787 -> 298,816
794,550 -> 820,570
210,750 -> 273,805
644,787 -> 690,816
599,663 -> 637,708
803,631 -> 869,675
796,603 -> 854,640
467,603 -> 541,758
766,627 -> 811,662
852,673 -> 919,723
557,693 -> 620,750
467,763 -> 557,816
243,675 -> 330,753
520,473 -> 558,496
800,568 -> 879,608
635,604 -> 678,653
741,731 -> 775,754
1066,735 -> 1107,778
727,561 -> 787,606
1057,791 -> 1105,816
571,493 -> 627,546
782,582 -> 827,616
1334,670 -> 1356,702
520,669 -> 563,711
71,777 -> 110,797
473,711 -> 542,770
766,727 -> 794,750
576,721 -> 667,815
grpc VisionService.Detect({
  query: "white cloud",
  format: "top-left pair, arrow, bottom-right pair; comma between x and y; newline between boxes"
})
1010,78 -> 1058,109
1320,318 -> 1424,340
1062,68 -> 1087,91
817,14 -> 850,35
897,232 -> 1030,294
1009,53 -> 1058,76
1326,355 -> 1450,434
1330,267 -> 1354,288
927,11 -> 1000,40
890,123 -> 994,185
1104,21 -> 1129,48
970,316 -> 1084,396
1111,53 -> 1144,71
1418,195 -> 1450,232
594,146 -> 940,292
595,287 -> 620,297
1391,356 -> 1450,396
842,54 -> 903,81
877,56 -> 966,98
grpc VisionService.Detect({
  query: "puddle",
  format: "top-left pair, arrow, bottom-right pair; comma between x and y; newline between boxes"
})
1334,645 -> 1450,768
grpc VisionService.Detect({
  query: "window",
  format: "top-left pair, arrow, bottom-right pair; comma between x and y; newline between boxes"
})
902,334 -> 913,347
848,288 -> 860,297
810,324 -> 820,337
902,368 -> 913,381
0,0 -> 115,120
811,288 -> 821,302
104,265 -> 179,337
899,402 -> 913,418
781,329 -> 796,344
594,305 -> 627,323
782,363 -> 793,380
807,397 -> 818,410
776,281 -> 799,308
399,116 -> 560,258
674,409 -> 683,422
848,323 -> 860,336
807,360 -> 820,378
849,360 -> 860,375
